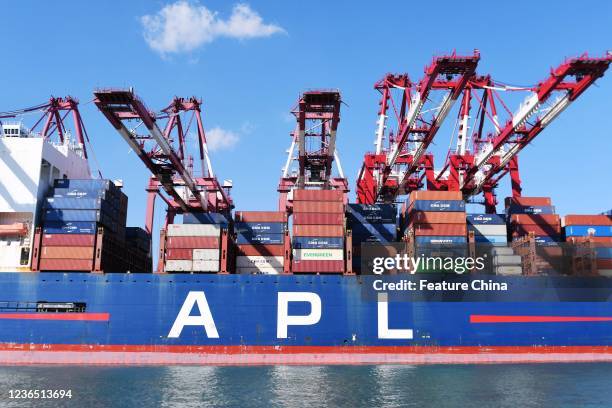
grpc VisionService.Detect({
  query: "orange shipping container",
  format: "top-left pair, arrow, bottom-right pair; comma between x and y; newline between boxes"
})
293,213 -> 345,225
293,225 -> 344,237
510,214 -> 561,226
41,246 -> 94,259
293,189 -> 344,202
504,196 -> 552,207
39,259 -> 93,271
293,201 -> 344,214
564,215 -> 612,226
566,236 -> 612,244
511,224 -> 561,236
238,244 -> 285,256
408,211 -> 466,224
166,249 -> 193,260
411,223 -> 467,236
291,260 -> 344,273
235,211 -> 287,223
166,236 -> 220,249
409,190 -> 463,202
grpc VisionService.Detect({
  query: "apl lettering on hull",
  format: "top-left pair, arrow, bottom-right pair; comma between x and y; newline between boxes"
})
169,292 -> 413,340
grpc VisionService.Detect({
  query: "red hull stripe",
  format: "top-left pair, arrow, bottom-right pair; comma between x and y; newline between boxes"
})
0,344 -> 611,365
0,344 -> 609,354
470,315 -> 612,323
0,313 -> 109,321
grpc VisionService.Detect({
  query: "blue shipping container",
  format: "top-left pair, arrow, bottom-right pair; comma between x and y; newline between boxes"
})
44,197 -> 112,213
595,247 -> 612,259
347,204 -> 397,224
42,221 -> 97,235
236,232 -> 284,245
43,209 -> 113,226
53,187 -> 111,200
410,200 -> 465,212
292,237 -> 344,249
182,213 -> 230,226
473,235 -> 508,243
415,236 -> 467,245
54,179 -> 116,191
507,205 -> 555,215
466,214 -> 506,225
235,222 -> 285,235
351,223 -> 396,241
565,225 -> 612,237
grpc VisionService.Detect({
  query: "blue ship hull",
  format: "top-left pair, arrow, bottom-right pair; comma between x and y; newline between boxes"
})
0,273 -> 611,365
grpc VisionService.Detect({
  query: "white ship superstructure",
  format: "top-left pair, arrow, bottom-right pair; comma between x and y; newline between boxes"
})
0,122 -> 90,270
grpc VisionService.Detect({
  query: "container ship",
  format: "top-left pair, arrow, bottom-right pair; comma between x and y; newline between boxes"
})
0,52 -> 611,365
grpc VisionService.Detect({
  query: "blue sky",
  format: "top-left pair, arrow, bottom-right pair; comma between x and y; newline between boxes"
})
1,0 -> 611,239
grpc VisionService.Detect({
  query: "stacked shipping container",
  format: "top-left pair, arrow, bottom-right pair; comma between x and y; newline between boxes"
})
164,224 -> 222,273
235,211 -> 287,274
347,204 -> 397,273
404,191 -> 467,273
506,197 -> 563,273
291,190 -> 345,273
38,179 -> 151,272
506,197 -> 561,245
466,214 -> 507,244
564,214 -> 612,276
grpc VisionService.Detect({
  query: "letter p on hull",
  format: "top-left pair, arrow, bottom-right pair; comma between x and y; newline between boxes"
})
277,292 -> 322,339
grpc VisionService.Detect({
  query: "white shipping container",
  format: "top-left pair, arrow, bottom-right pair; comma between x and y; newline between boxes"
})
192,260 -> 220,272
236,266 -> 281,275
166,224 -> 221,237
236,256 -> 284,268
599,269 -> 612,277
490,247 -> 514,256
493,255 -> 522,266
292,249 -> 344,261
468,224 -> 508,236
495,266 -> 523,275
192,249 -> 220,261
165,260 -> 193,272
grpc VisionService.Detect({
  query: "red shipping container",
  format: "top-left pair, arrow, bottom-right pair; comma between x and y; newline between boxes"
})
166,236 -> 220,249
166,249 -> 193,260
412,223 -> 467,236
238,244 -> 285,256
564,215 -> 612,226
293,213 -> 344,225
41,246 -> 94,259
293,189 -> 343,202
42,234 -> 96,247
293,201 -> 344,214
504,196 -> 552,207
597,259 -> 612,269
409,190 -> 463,202
408,211 -> 466,224
538,246 -> 564,257
566,236 -> 612,244
511,224 -> 562,236
510,214 -> 561,226
235,211 -> 287,223
291,260 -> 344,273
293,225 -> 344,237
39,258 -> 93,271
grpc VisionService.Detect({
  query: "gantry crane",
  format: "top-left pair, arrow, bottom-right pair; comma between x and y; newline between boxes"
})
356,51 -> 480,204
0,96 -> 90,160
278,90 -> 348,211
356,52 -> 612,211
94,89 -> 233,233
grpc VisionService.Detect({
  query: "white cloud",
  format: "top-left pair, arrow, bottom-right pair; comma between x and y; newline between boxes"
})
206,126 -> 239,151
141,1 -> 285,55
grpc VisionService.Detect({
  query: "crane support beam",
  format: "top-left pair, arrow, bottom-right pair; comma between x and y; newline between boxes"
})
463,54 -> 612,195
